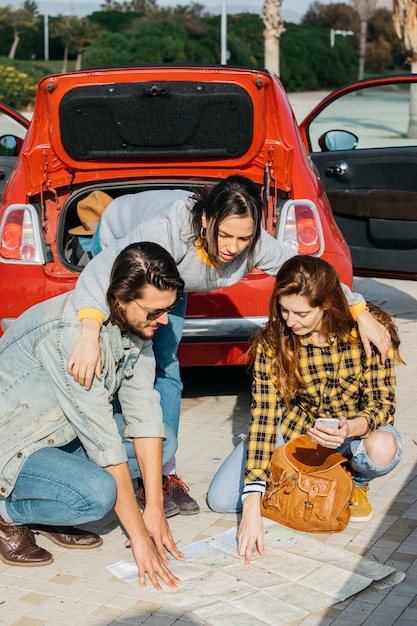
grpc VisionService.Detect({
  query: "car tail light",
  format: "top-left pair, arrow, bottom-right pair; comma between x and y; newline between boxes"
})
277,200 -> 324,256
0,205 -> 45,264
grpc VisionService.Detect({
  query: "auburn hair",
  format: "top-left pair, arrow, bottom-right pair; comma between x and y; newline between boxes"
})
250,255 -> 404,406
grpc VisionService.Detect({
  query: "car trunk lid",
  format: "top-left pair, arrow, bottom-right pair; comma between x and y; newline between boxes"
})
20,66 -> 294,195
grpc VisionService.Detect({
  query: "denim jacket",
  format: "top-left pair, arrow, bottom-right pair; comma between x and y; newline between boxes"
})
0,291 -> 165,497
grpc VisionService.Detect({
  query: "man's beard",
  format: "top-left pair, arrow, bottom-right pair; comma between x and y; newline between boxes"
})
113,307 -> 160,340
124,321 -> 159,341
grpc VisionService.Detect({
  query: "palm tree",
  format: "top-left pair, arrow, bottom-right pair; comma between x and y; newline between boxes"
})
262,0 -> 285,75
351,0 -> 378,80
393,0 -> 417,136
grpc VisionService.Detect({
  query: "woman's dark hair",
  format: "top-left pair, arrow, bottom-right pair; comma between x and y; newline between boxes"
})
190,175 -> 263,267
250,255 -> 403,406
107,242 -> 184,329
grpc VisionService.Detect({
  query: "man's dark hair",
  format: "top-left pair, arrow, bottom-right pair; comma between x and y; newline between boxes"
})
107,242 -> 184,328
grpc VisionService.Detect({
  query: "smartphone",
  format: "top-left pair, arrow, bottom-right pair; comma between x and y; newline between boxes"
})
314,418 -> 340,429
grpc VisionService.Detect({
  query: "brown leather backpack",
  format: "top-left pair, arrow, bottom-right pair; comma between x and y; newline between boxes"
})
261,435 -> 354,533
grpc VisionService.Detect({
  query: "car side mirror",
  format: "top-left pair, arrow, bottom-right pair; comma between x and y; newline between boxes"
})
0,134 -> 23,157
318,130 -> 358,152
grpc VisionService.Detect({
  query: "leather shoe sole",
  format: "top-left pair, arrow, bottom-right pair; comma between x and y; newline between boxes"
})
0,548 -> 53,567
0,546 -> 54,567
31,526 -> 103,549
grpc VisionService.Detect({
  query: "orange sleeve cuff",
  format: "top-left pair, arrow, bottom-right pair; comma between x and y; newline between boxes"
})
350,301 -> 368,321
78,307 -> 105,325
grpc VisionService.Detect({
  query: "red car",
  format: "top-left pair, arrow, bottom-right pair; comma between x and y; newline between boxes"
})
0,66 -> 351,366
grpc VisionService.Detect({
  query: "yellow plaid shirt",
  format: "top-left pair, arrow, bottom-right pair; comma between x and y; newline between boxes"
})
245,328 -> 396,485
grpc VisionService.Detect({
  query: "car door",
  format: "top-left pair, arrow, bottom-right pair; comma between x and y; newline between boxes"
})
0,103 -> 30,199
300,75 -> 417,279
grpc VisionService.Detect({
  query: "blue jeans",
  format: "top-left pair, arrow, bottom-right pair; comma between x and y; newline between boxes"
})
91,222 -> 102,256
337,423 -> 402,487
2,413 -> 177,526
207,424 -> 402,514
207,439 -> 247,514
153,295 -> 187,442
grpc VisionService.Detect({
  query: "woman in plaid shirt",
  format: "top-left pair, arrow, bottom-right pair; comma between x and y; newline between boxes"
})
208,255 -> 403,563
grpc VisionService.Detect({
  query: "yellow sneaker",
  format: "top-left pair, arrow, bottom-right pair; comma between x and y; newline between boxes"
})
349,485 -> 373,522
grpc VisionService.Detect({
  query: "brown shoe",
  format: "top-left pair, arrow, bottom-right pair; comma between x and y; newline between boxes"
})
30,525 -> 103,549
163,475 -> 200,515
0,516 -> 53,567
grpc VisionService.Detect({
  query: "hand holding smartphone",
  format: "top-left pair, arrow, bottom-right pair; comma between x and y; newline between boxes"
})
313,418 -> 340,429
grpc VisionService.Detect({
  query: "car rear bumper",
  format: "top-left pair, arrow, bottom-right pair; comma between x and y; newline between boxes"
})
182,316 -> 268,343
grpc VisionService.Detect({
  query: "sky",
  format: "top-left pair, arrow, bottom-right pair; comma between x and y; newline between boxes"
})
1,1 -> 393,21
0,0 -> 336,22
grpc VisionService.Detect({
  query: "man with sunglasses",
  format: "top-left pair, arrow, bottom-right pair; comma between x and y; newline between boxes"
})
0,242 -> 185,589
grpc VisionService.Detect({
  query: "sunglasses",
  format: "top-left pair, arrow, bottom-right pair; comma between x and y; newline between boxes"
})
132,297 -> 182,321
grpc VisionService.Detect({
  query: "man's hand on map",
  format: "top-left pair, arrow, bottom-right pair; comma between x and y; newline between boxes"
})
238,493 -> 264,564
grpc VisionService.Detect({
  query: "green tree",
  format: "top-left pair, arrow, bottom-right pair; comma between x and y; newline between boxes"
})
302,1 -> 358,30
221,13 -> 264,67
100,1 -> 129,10
302,1 -> 402,75
50,16 -> 102,71
83,31 -> 133,66
89,9 -> 140,32
280,22 -> 357,91
0,2 -> 39,59
367,8 -> 406,71
129,20 -> 188,63
100,0 -> 158,12
129,0 -> 158,13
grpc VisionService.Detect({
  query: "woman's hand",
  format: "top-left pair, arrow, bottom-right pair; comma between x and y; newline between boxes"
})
309,418 -> 349,449
67,319 -> 101,389
142,505 -> 185,564
237,493 -> 264,565
356,308 -> 390,362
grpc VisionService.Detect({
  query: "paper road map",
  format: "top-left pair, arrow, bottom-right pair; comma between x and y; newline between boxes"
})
108,522 -> 405,625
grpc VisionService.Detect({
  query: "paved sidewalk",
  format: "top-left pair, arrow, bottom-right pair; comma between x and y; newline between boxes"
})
287,91 -> 330,122
0,275 -> 416,625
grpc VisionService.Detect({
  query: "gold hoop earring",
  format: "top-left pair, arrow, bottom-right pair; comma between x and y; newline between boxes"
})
200,226 -> 207,240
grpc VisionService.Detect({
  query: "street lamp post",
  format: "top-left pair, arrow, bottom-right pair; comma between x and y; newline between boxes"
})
330,28 -> 354,47
221,0 -> 227,65
44,14 -> 49,62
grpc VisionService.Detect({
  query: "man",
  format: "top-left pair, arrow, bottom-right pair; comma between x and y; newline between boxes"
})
0,242 -> 184,590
